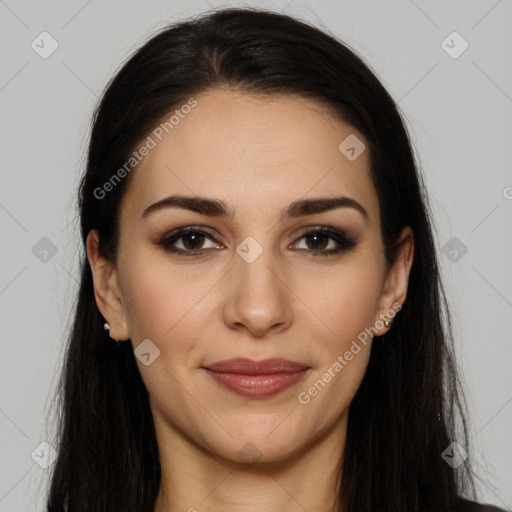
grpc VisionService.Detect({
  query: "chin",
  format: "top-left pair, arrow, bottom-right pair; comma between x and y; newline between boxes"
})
202,423 -> 309,465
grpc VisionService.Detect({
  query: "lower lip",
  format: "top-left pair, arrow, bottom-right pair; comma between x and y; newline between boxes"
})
203,368 -> 310,398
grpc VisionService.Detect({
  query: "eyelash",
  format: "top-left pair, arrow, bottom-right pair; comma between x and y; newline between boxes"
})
157,226 -> 357,258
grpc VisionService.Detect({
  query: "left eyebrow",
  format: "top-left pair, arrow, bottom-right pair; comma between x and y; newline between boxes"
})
140,194 -> 369,223
282,196 -> 369,222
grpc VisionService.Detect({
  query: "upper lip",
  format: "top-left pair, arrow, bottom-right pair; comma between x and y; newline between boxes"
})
203,357 -> 310,374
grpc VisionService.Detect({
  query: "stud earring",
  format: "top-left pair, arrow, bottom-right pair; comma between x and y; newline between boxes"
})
103,322 -> 120,346
384,320 -> 391,328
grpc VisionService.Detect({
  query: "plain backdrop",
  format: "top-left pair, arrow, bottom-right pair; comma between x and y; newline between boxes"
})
0,0 -> 511,510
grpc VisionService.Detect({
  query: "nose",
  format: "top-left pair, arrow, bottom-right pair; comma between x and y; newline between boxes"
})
222,240 -> 293,338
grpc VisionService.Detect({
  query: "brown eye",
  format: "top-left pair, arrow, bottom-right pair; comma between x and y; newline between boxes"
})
178,232 -> 207,250
159,227 -> 222,256
158,226 -> 357,258
291,227 -> 357,256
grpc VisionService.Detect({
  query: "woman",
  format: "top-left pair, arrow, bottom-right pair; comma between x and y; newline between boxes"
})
45,7 -> 508,512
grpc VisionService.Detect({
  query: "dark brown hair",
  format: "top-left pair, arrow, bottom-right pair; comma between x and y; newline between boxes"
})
46,7 -> 476,511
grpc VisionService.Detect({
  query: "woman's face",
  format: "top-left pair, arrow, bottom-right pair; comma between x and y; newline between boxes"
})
88,88 -> 413,463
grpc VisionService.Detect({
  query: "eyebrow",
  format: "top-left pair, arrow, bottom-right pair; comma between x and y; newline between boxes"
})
140,194 -> 369,222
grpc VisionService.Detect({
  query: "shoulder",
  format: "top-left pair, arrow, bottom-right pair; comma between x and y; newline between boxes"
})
457,498 -> 510,512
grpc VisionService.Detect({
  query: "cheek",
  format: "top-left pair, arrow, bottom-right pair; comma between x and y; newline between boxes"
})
306,260 -> 384,345
293,268 -> 380,432
120,275 -> 172,342
294,256 -> 382,410
118,252 -> 223,386
296,344 -> 372,440
118,249 -> 198,340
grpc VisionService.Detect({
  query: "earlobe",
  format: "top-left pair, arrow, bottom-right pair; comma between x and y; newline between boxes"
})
375,226 -> 414,333
86,230 -> 130,341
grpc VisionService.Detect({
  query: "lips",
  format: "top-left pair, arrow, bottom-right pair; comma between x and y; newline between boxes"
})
204,357 -> 309,374
202,358 -> 311,398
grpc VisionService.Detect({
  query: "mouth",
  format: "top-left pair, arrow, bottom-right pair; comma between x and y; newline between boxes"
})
202,358 -> 311,399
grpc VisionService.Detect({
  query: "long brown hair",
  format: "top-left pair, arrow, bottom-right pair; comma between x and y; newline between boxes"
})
46,7 -> 475,511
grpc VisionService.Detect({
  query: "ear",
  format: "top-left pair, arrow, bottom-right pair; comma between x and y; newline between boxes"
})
373,226 -> 414,334
86,229 -> 130,341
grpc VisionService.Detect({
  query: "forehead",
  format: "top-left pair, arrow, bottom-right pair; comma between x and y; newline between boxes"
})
120,88 -> 378,224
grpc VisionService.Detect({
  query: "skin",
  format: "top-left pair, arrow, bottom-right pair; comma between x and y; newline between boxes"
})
87,87 -> 414,512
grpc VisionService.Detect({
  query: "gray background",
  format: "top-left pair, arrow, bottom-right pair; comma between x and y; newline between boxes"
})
1,0 -> 511,510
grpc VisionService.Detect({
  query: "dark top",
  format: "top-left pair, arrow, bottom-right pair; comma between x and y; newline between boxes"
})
458,498 -> 510,512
